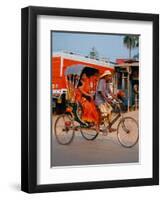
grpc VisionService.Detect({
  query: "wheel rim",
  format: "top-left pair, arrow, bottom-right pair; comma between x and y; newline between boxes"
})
54,115 -> 74,145
80,127 -> 99,140
117,117 -> 139,148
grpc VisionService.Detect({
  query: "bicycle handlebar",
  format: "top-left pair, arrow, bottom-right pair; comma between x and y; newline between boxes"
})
110,98 -> 123,105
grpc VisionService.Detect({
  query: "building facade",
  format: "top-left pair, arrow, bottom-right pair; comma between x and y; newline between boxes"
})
114,59 -> 139,111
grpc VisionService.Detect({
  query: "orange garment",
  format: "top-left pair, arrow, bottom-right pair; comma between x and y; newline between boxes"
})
76,77 -> 100,123
89,75 -> 99,93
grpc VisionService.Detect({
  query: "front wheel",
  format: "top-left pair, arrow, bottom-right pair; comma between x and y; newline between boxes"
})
117,117 -> 139,148
54,114 -> 75,145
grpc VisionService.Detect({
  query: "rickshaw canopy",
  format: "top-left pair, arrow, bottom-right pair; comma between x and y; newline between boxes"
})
65,64 -> 99,77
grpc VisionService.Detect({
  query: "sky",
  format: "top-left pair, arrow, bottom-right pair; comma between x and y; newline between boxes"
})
52,31 -> 139,62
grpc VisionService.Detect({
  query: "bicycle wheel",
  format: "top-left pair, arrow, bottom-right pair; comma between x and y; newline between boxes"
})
117,117 -> 139,148
54,114 -> 75,145
80,127 -> 99,140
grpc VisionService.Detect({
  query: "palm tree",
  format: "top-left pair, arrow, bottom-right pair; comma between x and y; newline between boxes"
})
123,36 -> 139,58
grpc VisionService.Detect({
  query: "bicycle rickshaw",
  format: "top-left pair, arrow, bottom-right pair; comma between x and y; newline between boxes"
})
54,64 -> 139,148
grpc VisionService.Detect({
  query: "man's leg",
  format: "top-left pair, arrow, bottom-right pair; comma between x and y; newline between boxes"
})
105,103 -> 117,132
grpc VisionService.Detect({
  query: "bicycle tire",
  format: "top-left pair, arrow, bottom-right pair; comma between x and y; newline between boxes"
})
80,128 -> 99,140
54,114 -> 75,145
117,117 -> 139,148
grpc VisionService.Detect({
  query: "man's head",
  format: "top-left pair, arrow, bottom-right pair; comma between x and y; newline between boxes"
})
100,70 -> 112,82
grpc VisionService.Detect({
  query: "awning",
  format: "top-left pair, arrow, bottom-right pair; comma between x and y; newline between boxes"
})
65,64 -> 99,76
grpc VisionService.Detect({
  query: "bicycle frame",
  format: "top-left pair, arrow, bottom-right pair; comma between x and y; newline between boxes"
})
109,112 -> 121,128
105,100 -> 125,128
66,102 -> 89,127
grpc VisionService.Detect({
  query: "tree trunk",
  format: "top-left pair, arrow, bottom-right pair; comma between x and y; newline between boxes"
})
129,47 -> 131,58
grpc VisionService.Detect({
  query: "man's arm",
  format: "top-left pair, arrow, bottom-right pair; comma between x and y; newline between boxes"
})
98,91 -> 112,103
98,79 -> 112,103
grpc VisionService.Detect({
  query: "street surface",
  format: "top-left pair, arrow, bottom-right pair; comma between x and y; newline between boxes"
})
51,111 -> 139,167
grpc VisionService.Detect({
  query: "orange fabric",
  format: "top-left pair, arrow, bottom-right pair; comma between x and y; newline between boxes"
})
76,77 -> 100,123
89,76 -> 99,93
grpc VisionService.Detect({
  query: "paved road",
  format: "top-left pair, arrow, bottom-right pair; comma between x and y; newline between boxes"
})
51,111 -> 139,167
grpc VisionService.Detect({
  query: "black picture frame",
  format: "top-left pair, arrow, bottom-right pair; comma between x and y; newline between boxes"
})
21,6 -> 159,193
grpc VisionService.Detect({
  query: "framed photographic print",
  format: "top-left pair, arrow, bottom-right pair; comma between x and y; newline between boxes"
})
21,6 -> 159,193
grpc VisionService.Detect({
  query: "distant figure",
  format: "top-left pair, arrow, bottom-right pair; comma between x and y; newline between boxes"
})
133,84 -> 139,110
117,90 -> 127,111
133,84 -> 139,94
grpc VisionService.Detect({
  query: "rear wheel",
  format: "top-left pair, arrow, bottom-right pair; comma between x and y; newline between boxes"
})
80,127 -> 99,140
76,103 -> 99,140
117,117 -> 139,148
54,114 -> 75,145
